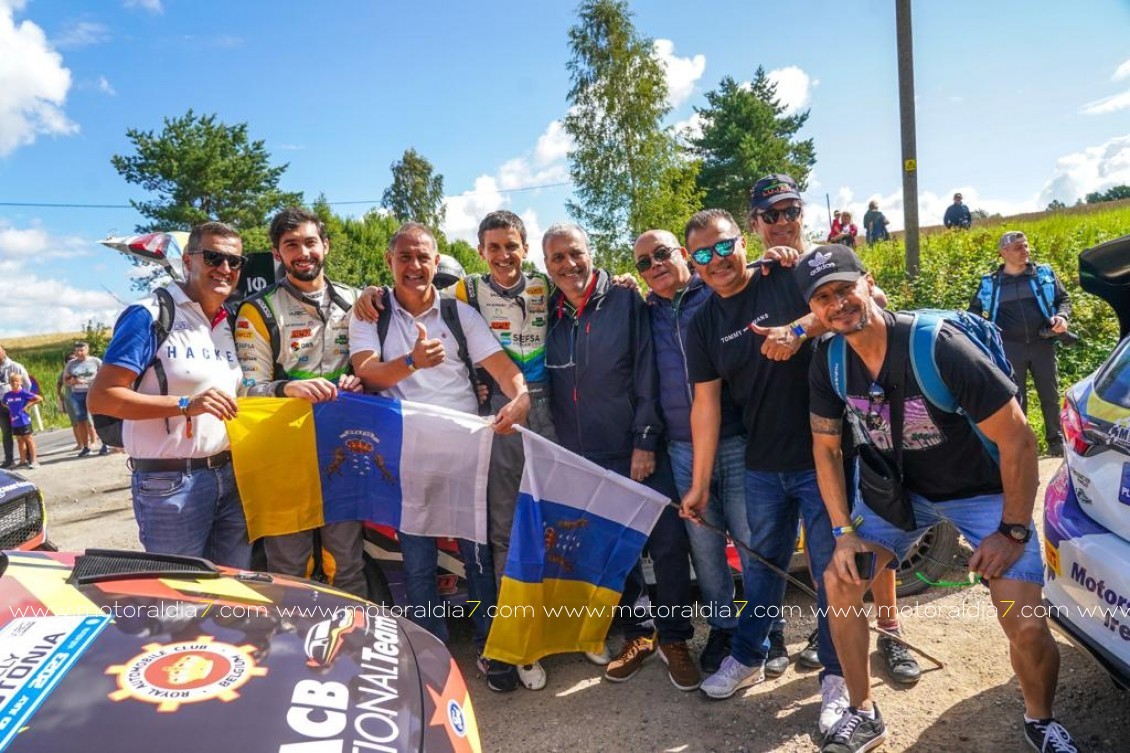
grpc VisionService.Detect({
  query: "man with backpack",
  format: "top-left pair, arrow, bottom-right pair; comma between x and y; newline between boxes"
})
88,221 -> 251,568
349,221 -> 530,692
235,207 -> 366,597
969,230 -> 1072,456
799,245 -> 1077,753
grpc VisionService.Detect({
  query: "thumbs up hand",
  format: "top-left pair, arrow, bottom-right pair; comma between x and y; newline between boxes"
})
410,322 -> 445,369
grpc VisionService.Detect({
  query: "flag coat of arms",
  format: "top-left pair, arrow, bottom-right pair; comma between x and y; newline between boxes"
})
483,429 -> 667,665
227,393 -> 492,543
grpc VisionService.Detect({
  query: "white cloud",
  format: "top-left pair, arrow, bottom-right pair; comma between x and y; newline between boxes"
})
123,0 -> 163,13
443,175 -> 506,246
1039,134 -> 1130,206
1113,59 -> 1130,81
652,39 -> 705,109
534,119 -> 571,165
674,112 -> 704,143
96,75 -> 116,96
1080,90 -> 1130,115
54,20 -> 110,49
767,66 -> 816,115
0,1 -> 77,156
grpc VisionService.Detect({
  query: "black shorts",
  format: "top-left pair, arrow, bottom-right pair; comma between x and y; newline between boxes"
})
11,424 -> 31,437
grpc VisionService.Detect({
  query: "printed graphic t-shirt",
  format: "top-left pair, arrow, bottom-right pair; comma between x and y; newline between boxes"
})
2,390 -> 36,427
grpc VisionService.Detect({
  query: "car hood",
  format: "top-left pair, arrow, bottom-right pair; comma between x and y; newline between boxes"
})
0,550 -> 480,753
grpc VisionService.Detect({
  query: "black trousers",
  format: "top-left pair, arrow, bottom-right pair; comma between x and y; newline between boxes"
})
0,404 -> 12,464
1003,338 -> 1062,444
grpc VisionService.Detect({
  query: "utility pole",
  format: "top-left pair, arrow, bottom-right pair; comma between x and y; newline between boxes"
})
896,0 -> 920,277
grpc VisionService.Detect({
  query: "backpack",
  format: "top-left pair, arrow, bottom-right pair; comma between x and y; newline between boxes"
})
375,288 -> 489,416
827,309 -> 1014,463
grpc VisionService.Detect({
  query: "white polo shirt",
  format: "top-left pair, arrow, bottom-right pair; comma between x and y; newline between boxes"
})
103,284 -> 241,459
349,289 -> 501,414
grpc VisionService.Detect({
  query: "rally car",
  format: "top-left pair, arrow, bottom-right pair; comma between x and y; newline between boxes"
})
0,548 -> 482,752
1043,233 -> 1130,690
0,467 -> 52,552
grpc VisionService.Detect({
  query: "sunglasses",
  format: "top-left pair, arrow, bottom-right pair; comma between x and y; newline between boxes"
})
758,205 -> 803,224
691,237 -> 740,266
192,249 -> 246,270
865,382 -> 886,431
635,246 -> 675,273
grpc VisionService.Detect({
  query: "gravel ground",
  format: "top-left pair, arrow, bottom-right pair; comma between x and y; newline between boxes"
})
25,429 -> 1129,752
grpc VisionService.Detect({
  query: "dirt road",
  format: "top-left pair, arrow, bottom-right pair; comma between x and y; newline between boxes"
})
26,429 -> 1128,752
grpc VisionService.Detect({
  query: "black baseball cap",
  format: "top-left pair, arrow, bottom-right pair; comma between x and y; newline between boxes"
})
795,244 -> 867,301
749,174 -> 802,212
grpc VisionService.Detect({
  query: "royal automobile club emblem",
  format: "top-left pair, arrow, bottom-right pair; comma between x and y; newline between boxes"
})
325,429 -> 397,484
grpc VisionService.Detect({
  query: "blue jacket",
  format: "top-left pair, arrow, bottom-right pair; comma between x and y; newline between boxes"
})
546,269 -> 662,462
646,275 -> 744,443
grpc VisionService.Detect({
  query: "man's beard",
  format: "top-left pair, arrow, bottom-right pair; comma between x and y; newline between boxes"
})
848,304 -> 871,333
288,259 -> 323,282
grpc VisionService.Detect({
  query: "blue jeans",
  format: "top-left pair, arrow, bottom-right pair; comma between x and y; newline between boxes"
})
399,534 -> 496,650
130,463 -> 251,568
669,436 -> 750,632
733,469 -> 841,677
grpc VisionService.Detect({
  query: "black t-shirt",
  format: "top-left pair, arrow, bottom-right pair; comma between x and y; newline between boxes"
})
686,269 -> 814,472
809,310 -> 1019,501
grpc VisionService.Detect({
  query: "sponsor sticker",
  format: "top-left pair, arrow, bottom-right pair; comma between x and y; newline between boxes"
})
1044,540 -> 1061,578
0,615 -> 110,749
1120,463 -> 1130,506
290,328 -> 312,339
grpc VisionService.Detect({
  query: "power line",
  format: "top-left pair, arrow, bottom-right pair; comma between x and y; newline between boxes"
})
0,180 -> 573,212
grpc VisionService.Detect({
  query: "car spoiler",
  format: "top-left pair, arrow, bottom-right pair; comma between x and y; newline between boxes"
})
1079,234 -> 1130,339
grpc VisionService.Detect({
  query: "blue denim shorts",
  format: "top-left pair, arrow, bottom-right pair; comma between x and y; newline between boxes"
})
854,491 -> 1044,585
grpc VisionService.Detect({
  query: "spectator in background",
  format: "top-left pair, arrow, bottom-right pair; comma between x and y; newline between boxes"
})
944,192 -> 972,229
828,211 -> 858,248
56,354 -> 83,450
0,345 -> 30,469
969,230 -> 1071,456
3,373 -> 42,468
862,201 -> 890,245
63,341 -> 108,456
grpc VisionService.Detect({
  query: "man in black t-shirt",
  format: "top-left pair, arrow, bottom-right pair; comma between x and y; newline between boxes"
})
680,206 -> 847,737
799,245 -> 1077,753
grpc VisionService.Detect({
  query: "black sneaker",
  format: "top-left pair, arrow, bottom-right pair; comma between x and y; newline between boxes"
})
485,660 -> 519,692
822,704 -> 887,753
877,635 -> 921,684
765,629 -> 789,676
798,628 -> 823,669
700,628 -> 732,675
1046,440 -> 1065,458
1024,718 -> 1078,753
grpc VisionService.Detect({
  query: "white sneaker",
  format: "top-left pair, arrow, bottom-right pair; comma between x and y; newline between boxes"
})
517,661 -> 547,690
700,656 -> 763,699
819,674 -> 851,736
583,644 -> 611,666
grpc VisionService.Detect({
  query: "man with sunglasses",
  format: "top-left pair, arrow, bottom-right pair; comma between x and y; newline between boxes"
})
89,221 -> 250,568
680,201 -> 852,736
543,223 -> 696,690
235,207 -> 366,597
801,245 -> 1077,753
634,229 -> 751,681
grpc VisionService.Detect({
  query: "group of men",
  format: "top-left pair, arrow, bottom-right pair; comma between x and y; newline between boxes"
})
89,171 -> 1080,752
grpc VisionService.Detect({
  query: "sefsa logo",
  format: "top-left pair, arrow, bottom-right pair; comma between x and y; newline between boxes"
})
447,699 -> 467,737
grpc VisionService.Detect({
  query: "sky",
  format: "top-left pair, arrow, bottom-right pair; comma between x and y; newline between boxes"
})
2,0 -> 1129,337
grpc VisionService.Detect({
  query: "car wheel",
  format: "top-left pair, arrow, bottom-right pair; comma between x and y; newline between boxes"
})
363,552 -> 394,606
893,522 -> 964,598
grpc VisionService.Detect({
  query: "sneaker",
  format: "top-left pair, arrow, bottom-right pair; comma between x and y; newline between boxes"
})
700,628 -> 732,675
657,641 -> 701,691
517,661 -> 547,691
604,633 -> 657,682
1,460 -> 12,469
821,704 -> 887,753
700,656 -> 764,699
78,447 -> 91,457
1046,440 -> 1065,458
584,643 -> 611,666
26,462 -> 40,469
819,674 -> 851,736
877,635 -> 921,684
99,445 -> 110,456
1024,718 -> 1079,753
485,660 -> 519,692
798,629 -> 823,669
765,629 -> 789,677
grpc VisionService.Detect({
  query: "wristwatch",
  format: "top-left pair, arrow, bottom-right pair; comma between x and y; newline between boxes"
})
177,396 -> 191,415
404,354 -> 417,373
997,522 -> 1032,544
789,320 -> 809,343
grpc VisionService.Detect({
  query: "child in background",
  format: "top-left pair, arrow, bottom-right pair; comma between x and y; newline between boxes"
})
3,373 -> 43,468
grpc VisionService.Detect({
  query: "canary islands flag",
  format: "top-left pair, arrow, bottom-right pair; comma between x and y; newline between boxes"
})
227,393 -> 492,543
483,429 -> 668,665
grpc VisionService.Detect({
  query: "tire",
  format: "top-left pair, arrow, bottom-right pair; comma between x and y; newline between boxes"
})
363,552 -> 394,606
893,522 -> 964,598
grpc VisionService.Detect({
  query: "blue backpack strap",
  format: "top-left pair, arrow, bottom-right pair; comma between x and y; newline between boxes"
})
1031,263 -> 1056,320
826,334 -> 848,402
975,272 -> 998,321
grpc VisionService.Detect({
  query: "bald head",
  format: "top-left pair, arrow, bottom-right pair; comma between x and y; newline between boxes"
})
633,229 -> 690,300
